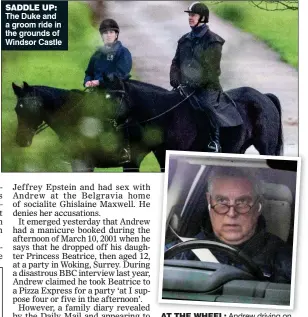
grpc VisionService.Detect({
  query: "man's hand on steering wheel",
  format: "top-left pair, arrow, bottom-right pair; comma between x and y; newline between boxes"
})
164,239 -> 266,280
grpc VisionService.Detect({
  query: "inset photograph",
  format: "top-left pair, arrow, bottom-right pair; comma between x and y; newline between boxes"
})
160,151 -> 300,308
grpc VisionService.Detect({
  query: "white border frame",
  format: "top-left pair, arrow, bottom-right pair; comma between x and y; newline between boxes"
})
158,150 -> 301,310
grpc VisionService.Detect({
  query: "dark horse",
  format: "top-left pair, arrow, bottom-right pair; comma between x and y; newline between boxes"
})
12,82 -> 139,172
103,78 -> 283,160
12,80 -> 283,172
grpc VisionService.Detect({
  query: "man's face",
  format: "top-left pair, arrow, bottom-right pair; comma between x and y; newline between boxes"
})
102,30 -> 117,44
206,177 -> 260,245
188,13 -> 200,27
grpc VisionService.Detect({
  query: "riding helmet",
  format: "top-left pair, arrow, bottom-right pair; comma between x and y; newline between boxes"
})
99,19 -> 120,34
184,2 -> 209,23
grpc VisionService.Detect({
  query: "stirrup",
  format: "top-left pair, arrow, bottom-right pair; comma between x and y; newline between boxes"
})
207,141 -> 221,153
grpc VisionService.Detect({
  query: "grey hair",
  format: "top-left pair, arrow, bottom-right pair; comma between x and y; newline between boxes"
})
207,166 -> 262,198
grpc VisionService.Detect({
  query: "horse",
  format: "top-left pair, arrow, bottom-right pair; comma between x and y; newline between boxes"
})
12,79 -> 283,172
12,82 -> 153,172
103,77 -> 283,163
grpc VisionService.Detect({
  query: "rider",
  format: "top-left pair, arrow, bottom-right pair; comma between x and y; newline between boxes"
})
84,19 -> 133,164
84,19 -> 132,88
170,2 -> 224,152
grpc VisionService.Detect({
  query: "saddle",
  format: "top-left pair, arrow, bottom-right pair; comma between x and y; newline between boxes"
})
177,85 -> 243,128
214,91 -> 243,127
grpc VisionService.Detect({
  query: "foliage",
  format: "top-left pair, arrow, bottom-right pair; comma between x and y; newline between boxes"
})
207,1 -> 298,68
249,1 -> 298,11
209,1 -> 298,11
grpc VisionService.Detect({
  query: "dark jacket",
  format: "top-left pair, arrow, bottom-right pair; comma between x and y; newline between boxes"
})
84,41 -> 132,86
165,218 -> 292,283
170,25 -> 225,91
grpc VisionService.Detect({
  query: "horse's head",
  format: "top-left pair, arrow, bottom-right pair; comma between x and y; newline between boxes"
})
103,75 -> 131,123
103,73 -> 127,91
12,82 -> 44,147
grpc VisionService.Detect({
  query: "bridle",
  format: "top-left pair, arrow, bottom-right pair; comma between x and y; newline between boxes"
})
31,87 -> 99,135
114,86 -> 195,130
16,94 -> 47,136
35,122 -> 49,135
34,87 -> 128,134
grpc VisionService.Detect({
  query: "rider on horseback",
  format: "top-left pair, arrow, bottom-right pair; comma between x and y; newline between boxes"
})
84,19 -> 132,88
84,19 -> 132,164
170,2 -> 225,152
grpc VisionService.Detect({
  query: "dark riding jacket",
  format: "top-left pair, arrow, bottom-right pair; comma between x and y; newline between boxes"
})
165,218 -> 292,283
84,41 -> 132,86
170,25 -> 224,91
170,25 -> 243,127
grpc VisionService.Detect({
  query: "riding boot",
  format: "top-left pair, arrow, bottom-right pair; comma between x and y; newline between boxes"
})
118,125 -> 131,165
208,126 -> 221,153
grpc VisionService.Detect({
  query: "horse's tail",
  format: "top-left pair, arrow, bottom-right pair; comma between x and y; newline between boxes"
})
265,93 -> 284,155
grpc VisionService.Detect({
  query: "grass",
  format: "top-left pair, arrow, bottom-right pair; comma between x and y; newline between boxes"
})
207,1 -> 298,68
1,2 -> 160,172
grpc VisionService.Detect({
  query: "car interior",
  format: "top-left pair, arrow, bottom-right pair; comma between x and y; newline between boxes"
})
162,154 -> 298,306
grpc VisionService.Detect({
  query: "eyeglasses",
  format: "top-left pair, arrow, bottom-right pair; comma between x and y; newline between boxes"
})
209,196 -> 259,215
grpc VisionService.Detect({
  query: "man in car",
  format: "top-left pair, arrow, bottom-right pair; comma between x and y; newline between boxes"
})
166,166 -> 292,283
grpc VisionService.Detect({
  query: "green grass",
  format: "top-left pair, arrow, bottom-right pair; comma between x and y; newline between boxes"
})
2,2 -> 160,172
207,1 -> 298,68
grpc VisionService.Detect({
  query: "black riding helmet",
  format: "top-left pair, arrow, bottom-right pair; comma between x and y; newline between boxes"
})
184,2 -> 209,24
99,19 -> 120,34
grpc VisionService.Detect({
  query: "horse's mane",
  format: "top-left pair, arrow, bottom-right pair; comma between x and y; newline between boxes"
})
123,79 -> 183,119
127,79 -> 168,94
33,85 -> 70,95
31,85 -> 83,110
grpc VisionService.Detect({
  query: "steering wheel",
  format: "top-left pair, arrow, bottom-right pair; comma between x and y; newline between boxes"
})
164,239 -> 266,280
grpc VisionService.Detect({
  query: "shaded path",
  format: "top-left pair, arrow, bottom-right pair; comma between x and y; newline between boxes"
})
105,1 -> 298,155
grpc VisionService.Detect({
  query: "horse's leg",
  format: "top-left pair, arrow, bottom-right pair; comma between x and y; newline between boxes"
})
122,145 -> 149,172
251,114 -> 281,155
254,133 -> 277,155
71,153 -> 95,172
239,88 -> 282,155
220,126 -> 252,154
264,93 -> 284,155
71,159 -> 95,172
123,162 -> 139,173
253,107 -> 283,155
153,146 -> 166,172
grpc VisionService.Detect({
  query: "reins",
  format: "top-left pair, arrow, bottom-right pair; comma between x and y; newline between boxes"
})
116,89 -> 195,130
35,122 -> 48,135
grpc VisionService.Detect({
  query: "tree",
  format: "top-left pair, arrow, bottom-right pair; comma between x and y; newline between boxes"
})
250,1 -> 298,11
209,1 -> 298,11
88,0 -> 105,22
